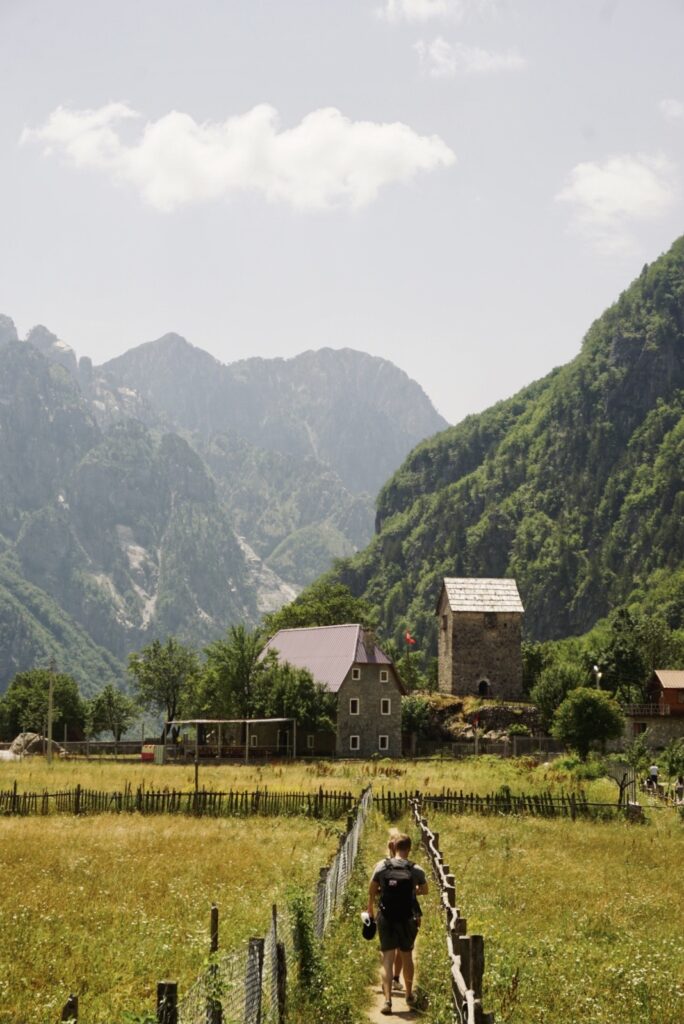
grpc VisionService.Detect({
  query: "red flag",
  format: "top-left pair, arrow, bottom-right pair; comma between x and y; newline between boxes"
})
405,630 -> 416,645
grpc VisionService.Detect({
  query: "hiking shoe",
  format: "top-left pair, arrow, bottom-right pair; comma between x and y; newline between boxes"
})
406,993 -> 417,1007
380,1000 -> 393,1015
392,976 -> 403,992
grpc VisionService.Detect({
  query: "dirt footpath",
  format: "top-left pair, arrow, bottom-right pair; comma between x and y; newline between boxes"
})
365,960 -> 419,1022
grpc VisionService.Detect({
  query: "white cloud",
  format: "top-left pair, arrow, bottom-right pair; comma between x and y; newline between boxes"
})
377,0 -> 499,23
415,36 -> 526,76
555,154 -> 677,254
659,98 -> 684,121
379,0 -> 453,22
22,103 -> 456,212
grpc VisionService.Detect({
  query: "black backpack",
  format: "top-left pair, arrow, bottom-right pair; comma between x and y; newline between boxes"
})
379,859 -> 415,922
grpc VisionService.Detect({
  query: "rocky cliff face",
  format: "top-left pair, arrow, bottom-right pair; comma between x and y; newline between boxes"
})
0,317 -> 447,692
102,338 -> 447,494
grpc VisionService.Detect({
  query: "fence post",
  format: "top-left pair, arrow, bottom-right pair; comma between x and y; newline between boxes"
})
315,867 -> 329,939
470,934 -> 484,1000
157,981 -> 178,1024
61,994 -> 78,1021
244,937 -> 264,1024
445,874 -> 456,908
74,784 -> 81,817
207,904 -> 222,1024
458,935 -> 472,991
276,941 -> 287,1024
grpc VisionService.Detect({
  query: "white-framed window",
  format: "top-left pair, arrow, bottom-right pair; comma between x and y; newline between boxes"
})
380,697 -> 391,715
307,735 -> 315,750
250,734 -> 258,747
379,669 -> 389,682
351,668 -> 361,681
378,735 -> 389,752
350,735 -> 360,751
349,697 -> 360,715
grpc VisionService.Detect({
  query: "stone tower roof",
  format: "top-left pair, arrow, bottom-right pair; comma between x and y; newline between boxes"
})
441,577 -> 524,613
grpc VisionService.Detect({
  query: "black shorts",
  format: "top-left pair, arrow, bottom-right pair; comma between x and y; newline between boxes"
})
377,912 -> 418,952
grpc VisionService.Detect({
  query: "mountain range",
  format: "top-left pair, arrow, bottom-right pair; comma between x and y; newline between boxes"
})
0,316 -> 445,693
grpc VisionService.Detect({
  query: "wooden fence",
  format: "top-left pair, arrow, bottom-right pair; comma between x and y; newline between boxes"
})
375,786 -> 626,820
410,798 -> 494,1024
0,782 -> 355,819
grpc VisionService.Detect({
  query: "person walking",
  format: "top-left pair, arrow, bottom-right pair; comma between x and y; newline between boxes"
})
386,829 -> 423,993
367,833 -> 428,1015
648,762 -> 659,792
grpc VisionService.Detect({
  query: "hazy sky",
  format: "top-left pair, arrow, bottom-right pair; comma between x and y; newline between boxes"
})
2,0 -> 683,423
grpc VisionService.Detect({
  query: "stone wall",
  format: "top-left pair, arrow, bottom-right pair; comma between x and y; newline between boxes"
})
336,665 -> 403,758
439,609 -> 523,700
623,714 -> 684,748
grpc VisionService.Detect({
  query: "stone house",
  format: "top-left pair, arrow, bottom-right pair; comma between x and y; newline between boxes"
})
437,577 -> 524,700
623,669 -> 684,747
260,624 -> 404,758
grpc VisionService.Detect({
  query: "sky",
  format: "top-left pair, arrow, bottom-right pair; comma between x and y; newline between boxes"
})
1,0 -> 683,424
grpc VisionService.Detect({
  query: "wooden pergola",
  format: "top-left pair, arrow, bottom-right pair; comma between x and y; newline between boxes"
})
165,717 -> 297,761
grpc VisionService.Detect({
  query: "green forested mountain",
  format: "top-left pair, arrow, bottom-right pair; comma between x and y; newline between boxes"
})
330,236 -> 684,655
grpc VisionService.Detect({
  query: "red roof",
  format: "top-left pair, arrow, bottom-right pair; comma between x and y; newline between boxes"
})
261,624 -> 393,693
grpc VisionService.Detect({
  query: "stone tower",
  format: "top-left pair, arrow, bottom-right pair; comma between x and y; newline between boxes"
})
437,577 -> 524,700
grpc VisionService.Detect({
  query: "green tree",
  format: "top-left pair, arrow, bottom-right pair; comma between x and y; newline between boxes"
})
251,658 -> 336,731
262,580 -> 375,635
401,693 -> 432,737
530,662 -> 586,732
200,624 -> 265,718
128,637 -> 199,739
660,737 -> 684,787
551,687 -> 624,760
622,729 -> 653,774
0,668 -> 87,741
88,684 -> 139,742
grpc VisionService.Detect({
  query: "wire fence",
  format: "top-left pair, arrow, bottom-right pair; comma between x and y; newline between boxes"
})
313,784 -> 372,938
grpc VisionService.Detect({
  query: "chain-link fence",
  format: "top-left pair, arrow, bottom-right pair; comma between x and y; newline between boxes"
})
313,784 -> 372,939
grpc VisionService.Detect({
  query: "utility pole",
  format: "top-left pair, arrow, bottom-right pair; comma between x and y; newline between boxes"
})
47,658 -> 56,765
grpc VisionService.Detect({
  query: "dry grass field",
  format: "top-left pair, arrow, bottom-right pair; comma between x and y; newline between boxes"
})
0,814 -> 339,1024
1,755 -> 662,1023
1,752 -> 617,801
416,809 -> 684,1024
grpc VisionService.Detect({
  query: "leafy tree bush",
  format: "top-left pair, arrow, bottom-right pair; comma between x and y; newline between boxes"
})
128,637 -> 199,739
660,737 -> 684,784
200,624 -> 265,718
0,668 -> 87,741
551,687 -> 624,760
252,659 -> 336,731
87,684 -> 139,741
401,693 -> 432,736
530,662 -> 586,732
262,579 -> 375,634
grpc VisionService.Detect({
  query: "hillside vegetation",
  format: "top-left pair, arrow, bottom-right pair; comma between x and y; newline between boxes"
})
331,235 -> 684,651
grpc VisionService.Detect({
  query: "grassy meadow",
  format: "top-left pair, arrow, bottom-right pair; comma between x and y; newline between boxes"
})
1,751 -> 618,802
0,814 -> 339,1024
1,755 -> 670,1022
414,809 -> 684,1024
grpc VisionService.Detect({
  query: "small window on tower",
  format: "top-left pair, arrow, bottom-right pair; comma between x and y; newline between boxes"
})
484,612 -> 497,629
